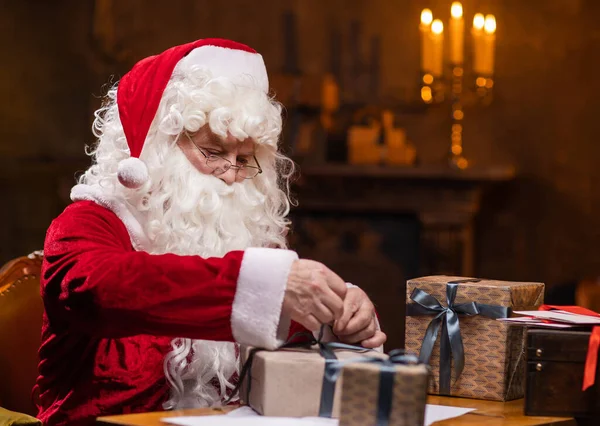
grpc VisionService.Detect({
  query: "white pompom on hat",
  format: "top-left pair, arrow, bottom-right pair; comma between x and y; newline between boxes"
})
115,38 -> 269,189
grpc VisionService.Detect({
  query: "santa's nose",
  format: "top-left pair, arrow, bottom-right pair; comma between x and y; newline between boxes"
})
218,167 -> 237,185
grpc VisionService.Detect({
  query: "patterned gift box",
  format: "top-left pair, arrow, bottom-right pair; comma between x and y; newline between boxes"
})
339,354 -> 429,426
405,276 -> 544,401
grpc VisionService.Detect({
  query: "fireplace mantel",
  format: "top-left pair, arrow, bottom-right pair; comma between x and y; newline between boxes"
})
293,164 -> 516,276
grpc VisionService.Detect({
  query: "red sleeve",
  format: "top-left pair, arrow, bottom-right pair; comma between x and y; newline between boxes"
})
288,321 -> 311,340
42,201 -> 242,341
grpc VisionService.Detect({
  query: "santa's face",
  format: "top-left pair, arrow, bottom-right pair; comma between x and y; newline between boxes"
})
177,125 -> 259,185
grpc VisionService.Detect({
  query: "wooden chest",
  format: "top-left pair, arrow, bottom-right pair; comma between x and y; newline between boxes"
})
525,329 -> 600,417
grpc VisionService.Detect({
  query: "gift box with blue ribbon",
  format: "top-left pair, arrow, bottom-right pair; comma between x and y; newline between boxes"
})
236,331 -> 428,425
337,350 -> 429,426
405,276 -> 544,401
237,332 -> 386,418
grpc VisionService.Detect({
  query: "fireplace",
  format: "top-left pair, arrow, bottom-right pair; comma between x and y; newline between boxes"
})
289,164 -> 514,351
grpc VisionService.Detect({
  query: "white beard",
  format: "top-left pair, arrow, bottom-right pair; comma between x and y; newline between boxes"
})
141,150 -> 274,258
131,147 -> 279,409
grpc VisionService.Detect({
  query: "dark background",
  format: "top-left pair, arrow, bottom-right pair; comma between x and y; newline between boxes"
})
2,0 -> 600,347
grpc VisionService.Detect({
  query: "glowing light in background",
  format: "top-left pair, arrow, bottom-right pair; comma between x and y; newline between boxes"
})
421,9 -> 433,26
484,15 -> 496,34
473,13 -> 485,30
432,19 -> 444,34
451,2 -> 463,19
421,86 -> 433,103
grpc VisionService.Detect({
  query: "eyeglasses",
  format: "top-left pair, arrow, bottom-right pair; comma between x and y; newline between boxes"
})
184,132 -> 263,179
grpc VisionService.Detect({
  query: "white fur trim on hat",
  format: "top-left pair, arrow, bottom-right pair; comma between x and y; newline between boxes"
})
117,157 -> 149,189
180,45 -> 269,93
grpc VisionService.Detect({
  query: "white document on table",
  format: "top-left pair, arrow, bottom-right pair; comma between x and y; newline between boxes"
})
424,404 -> 475,425
162,404 -> 475,426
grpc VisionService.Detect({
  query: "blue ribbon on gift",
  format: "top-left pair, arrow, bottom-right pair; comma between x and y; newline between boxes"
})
311,330 -> 372,417
323,349 -> 426,426
406,278 -> 510,395
230,327 -> 426,425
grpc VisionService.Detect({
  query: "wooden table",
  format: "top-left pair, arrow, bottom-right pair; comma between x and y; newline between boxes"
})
97,396 -> 576,426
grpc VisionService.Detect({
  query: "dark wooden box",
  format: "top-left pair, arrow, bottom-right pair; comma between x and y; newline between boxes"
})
525,329 -> 600,417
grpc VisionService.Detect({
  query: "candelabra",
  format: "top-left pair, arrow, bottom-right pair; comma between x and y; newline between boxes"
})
419,3 -> 496,169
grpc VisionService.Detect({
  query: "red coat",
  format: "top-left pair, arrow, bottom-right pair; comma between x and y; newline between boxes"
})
35,199 -> 306,425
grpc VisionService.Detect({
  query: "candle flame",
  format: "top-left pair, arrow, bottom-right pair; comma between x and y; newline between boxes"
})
484,15 -> 496,34
431,19 -> 444,34
421,9 -> 433,26
473,13 -> 485,30
451,2 -> 463,19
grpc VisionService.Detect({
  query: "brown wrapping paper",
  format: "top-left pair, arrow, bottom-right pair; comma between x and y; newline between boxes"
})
405,276 -> 544,401
239,346 -> 386,417
339,362 -> 429,426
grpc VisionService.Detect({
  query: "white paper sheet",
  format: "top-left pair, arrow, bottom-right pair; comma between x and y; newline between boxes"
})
513,310 -> 600,324
162,404 -> 475,426
497,317 -> 578,328
424,404 -> 475,425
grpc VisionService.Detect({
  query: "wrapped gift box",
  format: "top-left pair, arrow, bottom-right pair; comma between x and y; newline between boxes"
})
339,359 -> 429,426
405,276 -> 544,401
239,345 -> 386,417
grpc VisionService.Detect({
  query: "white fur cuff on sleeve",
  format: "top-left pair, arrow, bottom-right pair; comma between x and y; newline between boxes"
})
231,247 -> 298,350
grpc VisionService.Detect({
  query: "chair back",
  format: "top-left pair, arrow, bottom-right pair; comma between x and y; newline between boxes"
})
0,251 -> 43,416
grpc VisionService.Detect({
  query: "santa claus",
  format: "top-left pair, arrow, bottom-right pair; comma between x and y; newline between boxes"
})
34,39 -> 386,425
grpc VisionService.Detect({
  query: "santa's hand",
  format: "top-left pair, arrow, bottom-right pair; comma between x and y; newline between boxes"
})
332,287 -> 387,349
282,259 -> 347,331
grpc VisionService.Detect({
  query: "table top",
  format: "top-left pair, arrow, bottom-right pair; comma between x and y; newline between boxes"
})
96,396 -> 576,426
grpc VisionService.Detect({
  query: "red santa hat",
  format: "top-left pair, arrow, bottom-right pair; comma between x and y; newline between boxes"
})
116,38 -> 269,189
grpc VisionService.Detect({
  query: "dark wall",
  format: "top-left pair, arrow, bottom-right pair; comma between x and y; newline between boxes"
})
474,0 -> 600,287
1,0 -> 599,291
0,0 -> 94,260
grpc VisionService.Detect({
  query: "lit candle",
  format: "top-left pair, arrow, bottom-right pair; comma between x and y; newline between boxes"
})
472,13 -> 486,75
449,2 -> 464,64
420,9 -> 433,73
473,13 -> 485,30
430,19 -> 444,77
482,14 -> 497,75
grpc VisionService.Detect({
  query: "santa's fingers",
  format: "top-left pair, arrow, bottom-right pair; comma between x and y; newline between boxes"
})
323,267 -> 347,300
311,301 -> 338,325
337,320 -> 377,344
336,301 -> 373,336
332,298 -> 360,335
361,330 -> 387,349
298,314 -> 322,332
314,286 -> 345,320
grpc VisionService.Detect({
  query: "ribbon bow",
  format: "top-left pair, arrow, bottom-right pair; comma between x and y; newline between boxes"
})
406,279 -> 510,395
